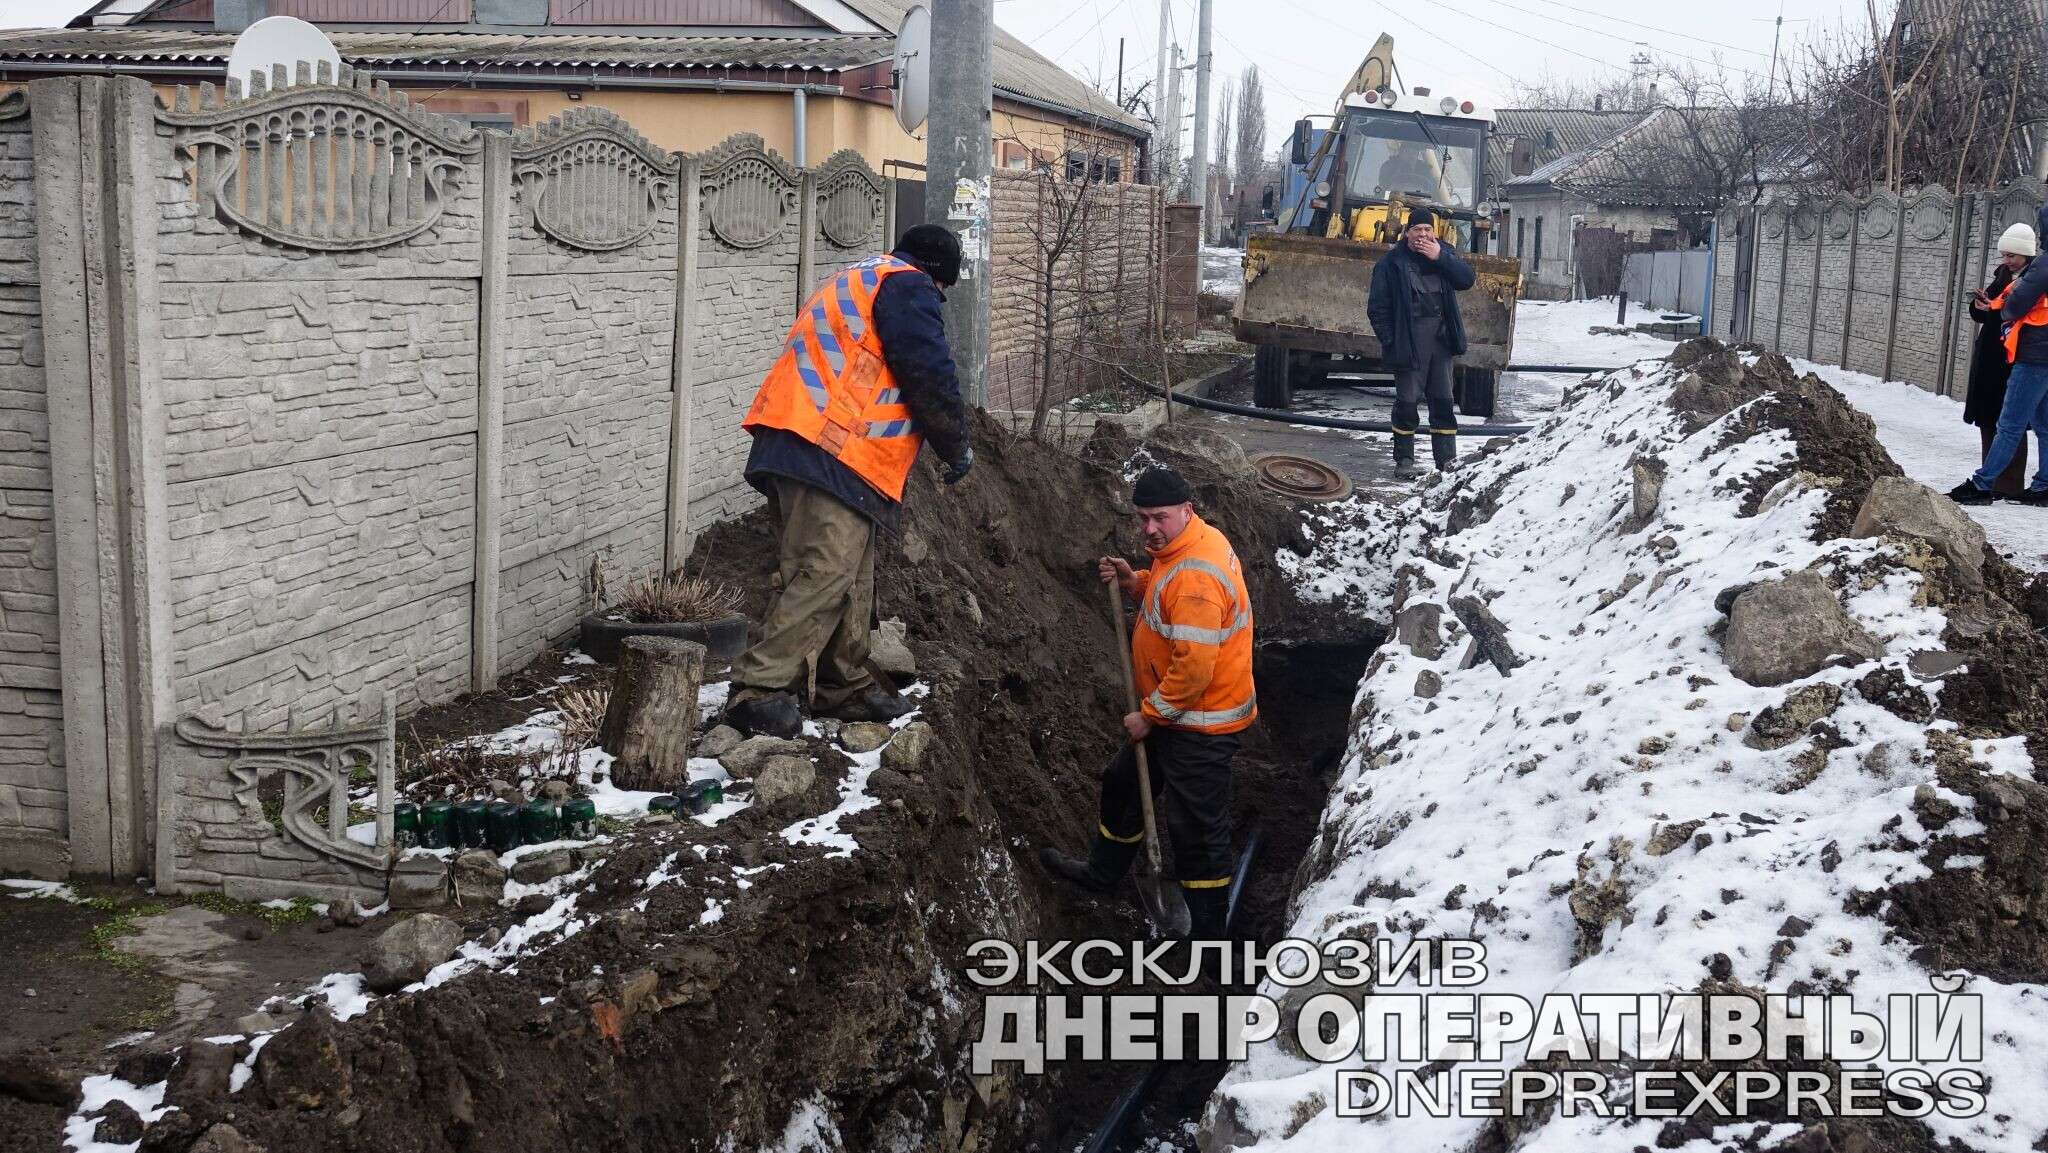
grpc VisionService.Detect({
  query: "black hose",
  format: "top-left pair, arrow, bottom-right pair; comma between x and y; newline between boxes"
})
1123,371 -> 1536,436
1504,363 -> 1623,374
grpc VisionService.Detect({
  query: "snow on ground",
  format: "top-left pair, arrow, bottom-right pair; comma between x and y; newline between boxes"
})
1234,353 -> 2047,1151
1793,360 -> 2045,572
64,1075 -> 171,1153
1202,245 -> 1244,299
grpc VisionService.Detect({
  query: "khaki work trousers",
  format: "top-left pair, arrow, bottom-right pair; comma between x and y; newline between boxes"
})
731,477 -> 877,708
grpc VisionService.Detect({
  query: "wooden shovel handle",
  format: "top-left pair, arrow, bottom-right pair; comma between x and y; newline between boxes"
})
1107,581 -> 1165,874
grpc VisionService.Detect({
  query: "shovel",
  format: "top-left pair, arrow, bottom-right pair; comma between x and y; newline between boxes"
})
1106,581 -> 1192,937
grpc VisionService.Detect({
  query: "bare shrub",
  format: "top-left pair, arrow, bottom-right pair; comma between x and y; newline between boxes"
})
609,569 -> 742,624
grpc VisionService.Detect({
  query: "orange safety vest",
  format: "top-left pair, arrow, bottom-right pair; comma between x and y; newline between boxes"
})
744,256 -> 926,501
1129,514 -> 1258,735
1989,282 -> 2048,364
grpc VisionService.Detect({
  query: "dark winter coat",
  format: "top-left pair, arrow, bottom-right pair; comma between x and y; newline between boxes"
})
1367,241 -> 1476,369
1964,263 -> 2017,427
745,250 -> 970,531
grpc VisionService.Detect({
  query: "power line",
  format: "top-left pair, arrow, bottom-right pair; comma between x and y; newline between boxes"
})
1512,0 -> 1772,59
1460,0 -> 1781,83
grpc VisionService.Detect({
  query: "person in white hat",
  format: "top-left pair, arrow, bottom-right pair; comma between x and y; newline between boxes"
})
1960,223 -> 2037,495
1953,216 -> 2048,506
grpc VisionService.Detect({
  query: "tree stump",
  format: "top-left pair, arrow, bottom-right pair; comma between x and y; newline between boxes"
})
599,637 -> 706,793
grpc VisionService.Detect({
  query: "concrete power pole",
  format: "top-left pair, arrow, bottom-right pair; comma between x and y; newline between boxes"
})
1154,0 -> 1170,182
1187,0 -> 1213,229
924,0 -> 994,408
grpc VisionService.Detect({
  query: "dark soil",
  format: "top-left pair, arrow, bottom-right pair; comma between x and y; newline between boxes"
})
105,409 -> 1377,1153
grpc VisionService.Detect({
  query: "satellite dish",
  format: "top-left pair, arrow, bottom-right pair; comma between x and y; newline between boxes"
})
226,16 -> 342,94
893,5 -> 930,134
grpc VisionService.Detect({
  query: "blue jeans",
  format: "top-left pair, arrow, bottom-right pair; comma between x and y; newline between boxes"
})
1973,361 -> 2048,492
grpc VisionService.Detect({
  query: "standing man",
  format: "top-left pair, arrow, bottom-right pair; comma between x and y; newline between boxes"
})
1368,209 -> 1476,478
723,226 -> 976,738
1039,467 -> 1256,940
1951,211 -> 2048,508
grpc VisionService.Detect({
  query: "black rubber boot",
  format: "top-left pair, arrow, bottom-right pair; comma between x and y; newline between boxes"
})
724,690 -> 803,739
1431,432 -> 1458,472
1181,885 -> 1229,941
1039,835 -> 1139,894
819,686 -> 914,723
1948,480 -> 1995,505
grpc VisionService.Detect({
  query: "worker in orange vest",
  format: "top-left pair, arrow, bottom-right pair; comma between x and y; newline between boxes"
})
1952,215 -> 2048,507
723,226 -> 974,738
1040,467 -> 1257,940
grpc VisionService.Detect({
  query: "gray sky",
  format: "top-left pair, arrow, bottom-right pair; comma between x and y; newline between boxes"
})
4,0 -> 1870,149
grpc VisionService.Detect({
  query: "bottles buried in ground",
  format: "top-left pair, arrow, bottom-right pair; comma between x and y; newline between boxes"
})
454,799 -> 489,849
560,797 -> 598,840
518,799 -> 558,846
647,794 -> 683,819
681,779 -> 723,815
418,802 -> 451,850
392,802 -> 419,850
486,801 -> 521,853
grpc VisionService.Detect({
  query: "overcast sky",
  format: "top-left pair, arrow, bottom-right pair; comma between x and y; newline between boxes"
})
4,0 -> 1869,150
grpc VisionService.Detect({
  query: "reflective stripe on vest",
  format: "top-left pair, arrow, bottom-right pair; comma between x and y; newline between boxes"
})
1142,557 -> 1253,645
744,255 -> 926,501
1145,688 -> 1259,729
1989,282 -> 2048,365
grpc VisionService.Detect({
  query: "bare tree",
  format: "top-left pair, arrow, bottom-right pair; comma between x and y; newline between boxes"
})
998,135 -> 1110,440
1213,78 -> 1236,199
1234,66 -> 1267,197
1506,68 -> 1640,112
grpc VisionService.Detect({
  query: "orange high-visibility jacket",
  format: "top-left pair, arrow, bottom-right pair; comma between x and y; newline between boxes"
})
1128,514 -> 1258,734
1990,282 -> 2048,364
744,255 -> 926,501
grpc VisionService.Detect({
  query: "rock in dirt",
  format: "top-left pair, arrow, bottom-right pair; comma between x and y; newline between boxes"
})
1449,596 -> 1525,675
719,735 -> 808,778
93,1099 -> 145,1144
516,893 -> 554,916
1724,571 -> 1882,686
327,898 -> 367,929
190,1121 -> 265,1153
882,721 -> 935,772
256,1010 -> 351,1111
0,1053 -> 79,1107
1743,683 -> 1844,751
168,1041 -> 235,1101
1850,475 -> 1986,593
1646,819 -> 1703,856
487,778 -> 524,804
1624,455 -> 1666,533
752,755 -> 817,812
359,913 -> 463,994
1413,670 -> 1442,699
236,1010 -> 284,1035
1856,666 -> 1933,723
452,850 -> 506,906
1144,420 -> 1254,476
694,724 -> 744,759
871,618 -> 917,678
388,857 -> 450,910
839,721 -> 893,754
539,779 -> 573,803
510,849 -> 574,885
1393,602 -> 1444,659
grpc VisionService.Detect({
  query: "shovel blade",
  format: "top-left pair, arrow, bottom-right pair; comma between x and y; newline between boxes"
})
1134,871 -> 1192,937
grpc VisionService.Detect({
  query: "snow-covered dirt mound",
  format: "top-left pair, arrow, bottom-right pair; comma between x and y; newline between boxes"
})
1210,340 -> 2048,1153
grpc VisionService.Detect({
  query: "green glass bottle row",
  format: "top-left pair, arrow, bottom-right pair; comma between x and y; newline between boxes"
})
401,795 -> 603,853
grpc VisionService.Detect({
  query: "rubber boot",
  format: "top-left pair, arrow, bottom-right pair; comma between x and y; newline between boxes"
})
1431,432 -> 1458,472
1392,432 -> 1420,478
724,689 -> 803,739
1038,835 -> 1140,894
1181,885 -> 1229,941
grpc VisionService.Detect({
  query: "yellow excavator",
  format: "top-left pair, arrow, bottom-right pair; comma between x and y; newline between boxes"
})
1233,35 -> 1523,413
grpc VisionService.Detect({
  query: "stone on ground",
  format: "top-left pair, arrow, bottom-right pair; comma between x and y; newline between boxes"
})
694,724 -> 745,759
1743,683 -> 1844,751
359,913 -> 463,994
1849,475 -> 1987,593
882,721 -> 935,771
839,721 -> 893,753
752,756 -> 817,812
870,618 -> 917,678
451,850 -> 506,906
1724,571 -> 1882,686
510,848 -> 575,885
719,735 -> 808,778
388,857 -> 450,910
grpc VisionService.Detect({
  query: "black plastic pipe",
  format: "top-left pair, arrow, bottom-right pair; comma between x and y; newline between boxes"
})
1127,374 -> 1537,436
1079,830 -> 1265,1153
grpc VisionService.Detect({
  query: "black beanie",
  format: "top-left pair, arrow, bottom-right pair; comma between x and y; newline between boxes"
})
1131,467 -> 1192,509
1405,208 -> 1435,232
895,224 -> 962,286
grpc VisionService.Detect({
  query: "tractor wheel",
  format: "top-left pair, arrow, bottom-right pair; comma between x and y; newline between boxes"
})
1253,344 -> 1292,409
1455,367 -> 1498,419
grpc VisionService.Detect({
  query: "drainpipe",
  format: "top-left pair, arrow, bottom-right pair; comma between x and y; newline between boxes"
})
792,88 -> 808,169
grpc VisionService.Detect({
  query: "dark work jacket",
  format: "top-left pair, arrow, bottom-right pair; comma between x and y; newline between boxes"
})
2002,250 -> 2048,367
1964,264 -> 2017,427
1367,242 -> 1476,369
744,251 -> 971,533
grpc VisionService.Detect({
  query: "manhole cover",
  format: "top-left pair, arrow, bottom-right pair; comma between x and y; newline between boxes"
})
1249,453 -> 1353,502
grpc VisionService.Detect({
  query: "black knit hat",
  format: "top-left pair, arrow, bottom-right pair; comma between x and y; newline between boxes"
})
895,224 -> 962,287
1131,467 -> 1192,509
1405,208 -> 1435,232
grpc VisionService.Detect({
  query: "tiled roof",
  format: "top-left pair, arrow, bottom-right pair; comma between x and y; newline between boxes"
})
0,26 -> 889,71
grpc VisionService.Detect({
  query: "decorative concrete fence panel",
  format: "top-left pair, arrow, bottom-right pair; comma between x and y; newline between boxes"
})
0,73 -> 917,898
1715,180 -> 2046,397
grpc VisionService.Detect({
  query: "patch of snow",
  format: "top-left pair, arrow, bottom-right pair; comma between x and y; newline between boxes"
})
779,744 -> 884,858
4,878 -> 88,902
228,1032 -> 276,1094
344,820 -> 376,846
698,679 -> 731,715
64,1075 -> 170,1153
699,898 -> 726,926
770,1097 -> 842,1153
312,971 -> 373,1021
563,649 -> 598,666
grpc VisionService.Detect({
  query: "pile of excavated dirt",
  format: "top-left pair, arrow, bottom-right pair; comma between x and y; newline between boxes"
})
80,411 -> 1374,1153
1210,339 -> 2048,1153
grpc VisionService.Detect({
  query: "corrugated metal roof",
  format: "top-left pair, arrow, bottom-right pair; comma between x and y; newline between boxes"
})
1485,107 -> 1644,189
0,26 -> 886,70
1501,106 -> 1782,209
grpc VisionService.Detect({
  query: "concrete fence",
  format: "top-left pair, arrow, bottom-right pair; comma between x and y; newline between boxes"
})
1711,181 -> 2046,395
0,71 -> 903,897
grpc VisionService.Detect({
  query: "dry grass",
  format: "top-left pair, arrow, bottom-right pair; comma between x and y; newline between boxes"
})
556,686 -> 610,753
610,569 -> 743,625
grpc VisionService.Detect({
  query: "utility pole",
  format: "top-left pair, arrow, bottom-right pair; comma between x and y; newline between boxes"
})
1116,37 -> 1124,107
1154,0 -> 1170,184
924,0 -> 993,407
1164,45 -> 1183,196
1188,0 -> 1213,230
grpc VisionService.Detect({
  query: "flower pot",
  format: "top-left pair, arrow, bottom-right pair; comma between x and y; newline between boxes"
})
577,610 -> 749,665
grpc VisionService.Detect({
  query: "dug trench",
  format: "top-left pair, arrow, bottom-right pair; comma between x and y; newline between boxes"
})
104,411 -> 1381,1153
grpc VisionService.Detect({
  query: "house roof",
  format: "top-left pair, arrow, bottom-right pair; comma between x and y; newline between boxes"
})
1500,105 -> 1775,209
7,0 -> 1147,137
1485,107 -> 1645,189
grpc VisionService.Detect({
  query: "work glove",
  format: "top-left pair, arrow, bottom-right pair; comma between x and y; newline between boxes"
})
943,447 -> 973,485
